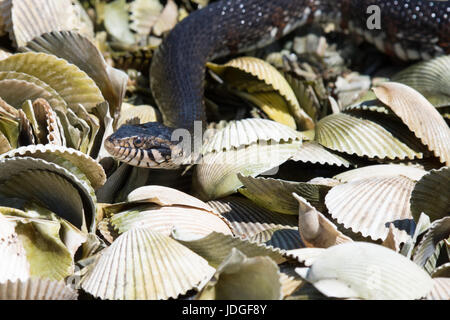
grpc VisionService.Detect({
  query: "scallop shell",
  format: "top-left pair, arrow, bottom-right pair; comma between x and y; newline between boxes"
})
334,164 -> 427,183
117,103 -> 159,127
129,0 -> 163,37
238,175 -> 332,215
250,227 -> 304,251
0,157 -> 96,231
325,175 -> 416,243
291,141 -> 351,167
196,248 -> 282,300
412,217 -> 450,272
426,278 -> 450,300
207,196 -> 298,239
286,248 -> 326,267
293,193 -> 352,248
202,118 -> 302,154
315,113 -> 423,160
1,144 -> 106,190
410,166 -> 449,222
0,214 -> 30,283
31,98 -> 63,145
0,79 -> 60,109
0,170 -> 86,231
152,0 -> 178,37
0,52 -> 104,111
81,227 -> 215,300
99,197 -> 233,242
194,140 -> 302,200
24,31 -> 128,117
208,56 -> 314,130
296,242 -> 433,300
2,214 -> 75,281
7,0 -> 79,47
373,82 -> 450,165
0,278 -> 77,300
231,90 -> 297,128
0,71 -> 67,110
127,185 -> 215,211
392,55 -> 450,107
103,0 -> 135,45
172,231 -> 287,268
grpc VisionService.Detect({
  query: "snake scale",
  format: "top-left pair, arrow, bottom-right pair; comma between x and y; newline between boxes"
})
105,0 -> 450,168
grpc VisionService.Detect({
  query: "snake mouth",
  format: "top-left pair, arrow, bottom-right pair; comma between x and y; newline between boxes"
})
104,123 -> 184,169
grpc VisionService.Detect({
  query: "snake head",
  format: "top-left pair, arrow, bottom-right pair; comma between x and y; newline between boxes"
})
104,122 -> 184,169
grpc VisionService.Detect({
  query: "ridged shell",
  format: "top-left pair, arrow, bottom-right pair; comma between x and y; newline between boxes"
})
152,0 -> 178,37
81,227 -> 215,300
172,231 -> 287,268
412,217 -> 450,271
127,185 -> 215,211
0,214 -> 29,283
410,166 -> 450,222
8,0 -> 79,47
196,248 -> 282,300
208,56 -> 314,130
232,91 -> 297,128
315,113 -> 423,160
207,196 -> 298,239
129,0 -> 163,37
101,204 -> 233,241
0,71 -> 67,110
286,248 -> 326,266
0,170 -> 85,230
24,31 -> 128,116
296,242 -> 433,300
250,227 -> 304,251
0,52 -> 104,111
373,82 -> 450,165
1,144 -> 106,190
194,140 -> 302,200
0,79 -> 59,109
202,118 -> 302,154
325,175 -> 416,243
0,157 -> 96,231
334,164 -> 427,183
0,278 -> 77,300
117,104 -> 159,128
392,55 -> 450,107
238,175 -> 332,215
426,278 -> 450,300
291,141 -> 351,167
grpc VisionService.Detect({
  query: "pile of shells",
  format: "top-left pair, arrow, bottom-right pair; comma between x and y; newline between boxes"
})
0,0 -> 448,300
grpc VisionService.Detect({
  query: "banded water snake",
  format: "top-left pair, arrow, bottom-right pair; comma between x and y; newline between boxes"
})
105,0 -> 450,168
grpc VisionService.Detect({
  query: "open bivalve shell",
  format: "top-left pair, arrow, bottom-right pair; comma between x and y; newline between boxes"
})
373,82 -> 450,166
296,242 -> 434,300
0,157 -> 96,232
0,144 -> 106,190
81,227 -> 215,300
410,166 -> 449,222
207,197 -> 298,239
325,175 -> 416,244
98,185 -> 233,242
0,278 -> 77,300
0,213 -> 29,283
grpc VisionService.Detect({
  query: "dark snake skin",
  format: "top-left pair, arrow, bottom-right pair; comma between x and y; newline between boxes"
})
105,0 -> 450,168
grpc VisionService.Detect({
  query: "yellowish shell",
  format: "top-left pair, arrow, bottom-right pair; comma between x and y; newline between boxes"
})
373,82 -> 450,165
81,227 -> 215,300
0,278 -> 77,300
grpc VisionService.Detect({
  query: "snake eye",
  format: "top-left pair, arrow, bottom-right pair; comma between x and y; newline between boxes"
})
134,138 -> 144,147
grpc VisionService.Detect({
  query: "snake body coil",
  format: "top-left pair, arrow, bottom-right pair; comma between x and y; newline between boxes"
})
105,0 -> 450,168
